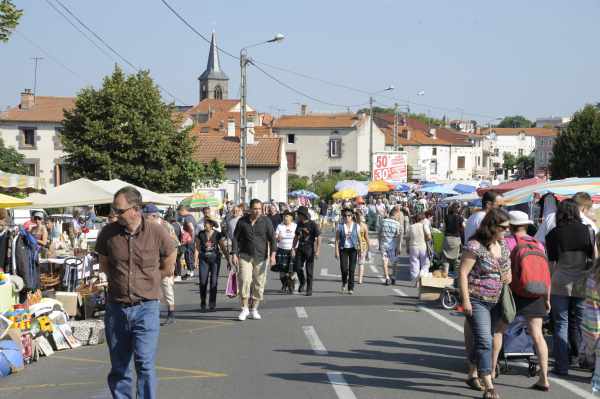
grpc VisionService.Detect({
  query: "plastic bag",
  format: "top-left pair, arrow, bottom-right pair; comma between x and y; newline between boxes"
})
225,269 -> 238,298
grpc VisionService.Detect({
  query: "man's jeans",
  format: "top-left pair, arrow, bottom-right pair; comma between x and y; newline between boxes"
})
184,243 -> 195,273
105,300 -> 160,399
551,294 -> 584,374
467,297 -> 502,376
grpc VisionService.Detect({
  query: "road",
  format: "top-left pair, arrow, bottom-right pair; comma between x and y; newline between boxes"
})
0,231 -> 595,398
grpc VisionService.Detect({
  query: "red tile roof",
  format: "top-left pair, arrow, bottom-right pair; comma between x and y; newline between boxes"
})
479,127 -> 558,137
273,113 -> 363,129
1,96 -> 75,123
194,136 -> 281,167
185,99 -> 240,116
376,115 -> 472,146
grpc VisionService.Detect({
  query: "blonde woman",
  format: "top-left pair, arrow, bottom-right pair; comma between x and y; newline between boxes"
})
355,209 -> 370,284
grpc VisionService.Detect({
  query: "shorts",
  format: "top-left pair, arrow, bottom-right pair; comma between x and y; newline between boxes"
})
382,247 -> 396,261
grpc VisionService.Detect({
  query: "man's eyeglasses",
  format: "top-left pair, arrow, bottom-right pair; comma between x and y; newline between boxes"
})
112,206 -> 134,216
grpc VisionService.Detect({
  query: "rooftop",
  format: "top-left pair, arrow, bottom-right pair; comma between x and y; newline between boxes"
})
1,96 -> 75,123
194,135 -> 281,168
480,127 -> 558,137
273,113 -> 363,129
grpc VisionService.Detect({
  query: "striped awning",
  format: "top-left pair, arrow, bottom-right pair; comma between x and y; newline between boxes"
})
0,170 -> 47,193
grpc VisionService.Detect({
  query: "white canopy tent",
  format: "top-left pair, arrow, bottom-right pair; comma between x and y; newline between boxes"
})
22,178 -> 176,208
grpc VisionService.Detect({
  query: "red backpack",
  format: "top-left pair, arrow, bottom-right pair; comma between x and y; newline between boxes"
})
509,235 -> 551,298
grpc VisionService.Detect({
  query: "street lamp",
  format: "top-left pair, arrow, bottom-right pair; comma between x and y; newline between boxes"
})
239,33 -> 284,204
369,85 -> 394,178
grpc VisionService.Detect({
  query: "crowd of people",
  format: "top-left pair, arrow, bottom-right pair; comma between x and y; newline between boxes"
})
91,184 -> 600,398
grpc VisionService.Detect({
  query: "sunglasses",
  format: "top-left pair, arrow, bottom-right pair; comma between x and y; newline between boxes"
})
111,206 -> 134,216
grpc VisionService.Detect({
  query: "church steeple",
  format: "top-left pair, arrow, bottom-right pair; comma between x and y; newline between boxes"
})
199,31 -> 229,101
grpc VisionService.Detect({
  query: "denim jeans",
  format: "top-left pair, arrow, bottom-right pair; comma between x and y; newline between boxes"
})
339,248 -> 357,291
551,294 -> 584,374
467,297 -> 502,376
295,247 -> 315,290
105,300 -> 160,399
199,253 -> 221,307
184,243 -> 195,272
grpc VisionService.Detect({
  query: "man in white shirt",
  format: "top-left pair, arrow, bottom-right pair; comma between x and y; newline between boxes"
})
463,191 -> 503,242
536,192 -> 598,244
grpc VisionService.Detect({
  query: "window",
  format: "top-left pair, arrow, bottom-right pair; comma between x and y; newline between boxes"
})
457,156 -> 466,169
214,85 -> 223,100
432,147 -> 437,156
329,167 -> 342,175
430,160 -> 437,175
54,127 -> 64,150
518,148 -> 524,157
329,138 -> 342,158
286,152 -> 297,170
20,127 -> 36,148
477,156 -> 481,166
287,134 -> 295,144
23,160 -> 38,176
494,148 -> 499,156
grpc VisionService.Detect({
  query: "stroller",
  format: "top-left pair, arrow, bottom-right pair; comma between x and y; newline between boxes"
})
497,315 -> 538,377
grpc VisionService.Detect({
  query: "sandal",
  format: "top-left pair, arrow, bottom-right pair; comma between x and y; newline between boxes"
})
530,383 -> 549,392
483,388 -> 500,399
466,377 -> 483,391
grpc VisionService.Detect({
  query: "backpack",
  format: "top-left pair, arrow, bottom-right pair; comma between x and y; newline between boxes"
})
509,235 -> 551,298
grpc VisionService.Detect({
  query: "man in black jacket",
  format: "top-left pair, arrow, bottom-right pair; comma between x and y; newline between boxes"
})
293,206 -> 321,296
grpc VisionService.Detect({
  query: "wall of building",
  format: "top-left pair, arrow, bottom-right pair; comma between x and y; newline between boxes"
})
355,117 -> 386,173
222,166 -> 286,203
0,121 -> 64,186
494,135 -> 536,163
534,136 -> 556,174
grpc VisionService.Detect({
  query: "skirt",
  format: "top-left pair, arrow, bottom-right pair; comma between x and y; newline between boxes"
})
514,293 -> 547,318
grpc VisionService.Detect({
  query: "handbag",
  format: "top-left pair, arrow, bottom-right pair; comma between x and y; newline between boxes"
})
225,269 -> 238,298
500,284 -> 516,324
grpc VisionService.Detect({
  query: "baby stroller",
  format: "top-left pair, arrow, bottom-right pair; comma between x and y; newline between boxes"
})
497,315 -> 538,377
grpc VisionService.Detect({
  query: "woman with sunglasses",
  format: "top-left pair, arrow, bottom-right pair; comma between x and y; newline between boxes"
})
459,208 -> 512,399
334,209 -> 360,294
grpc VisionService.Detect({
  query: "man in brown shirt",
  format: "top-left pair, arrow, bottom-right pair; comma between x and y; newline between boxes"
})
96,186 -> 176,399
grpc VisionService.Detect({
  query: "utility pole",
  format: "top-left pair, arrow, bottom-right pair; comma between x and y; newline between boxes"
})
31,57 -> 43,97
369,96 -> 374,178
393,102 -> 399,151
239,51 -> 249,205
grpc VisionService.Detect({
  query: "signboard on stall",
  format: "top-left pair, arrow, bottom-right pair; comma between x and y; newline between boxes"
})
372,152 -> 408,183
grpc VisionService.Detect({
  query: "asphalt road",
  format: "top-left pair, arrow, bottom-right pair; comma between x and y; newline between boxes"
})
1,231 -> 596,398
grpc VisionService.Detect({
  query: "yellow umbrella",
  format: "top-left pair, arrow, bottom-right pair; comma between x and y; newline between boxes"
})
368,180 -> 394,193
332,188 -> 359,200
0,193 -> 32,208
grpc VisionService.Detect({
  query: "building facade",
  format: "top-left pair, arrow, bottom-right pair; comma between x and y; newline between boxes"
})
273,113 -> 386,177
0,90 -> 73,186
534,134 -> 558,177
198,32 -> 229,102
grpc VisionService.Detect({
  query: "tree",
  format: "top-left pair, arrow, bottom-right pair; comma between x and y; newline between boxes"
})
288,174 -> 309,192
503,152 -> 517,172
61,65 -> 204,192
308,170 -> 369,200
0,0 -> 22,42
0,138 -> 27,174
497,115 -> 533,128
515,154 -> 534,178
200,158 -> 225,187
550,105 -> 600,178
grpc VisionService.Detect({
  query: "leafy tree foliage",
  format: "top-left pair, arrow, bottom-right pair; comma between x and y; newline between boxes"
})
0,0 -> 22,42
308,170 -> 369,199
503,152 -> 517,172
497,115 -> 533,128
0,138 -> 27,174
515,154 -> 534,178
288,174 -> 309,192
61,66 -> 204,192
200,158 -> 226,187
550,105 -> 600,178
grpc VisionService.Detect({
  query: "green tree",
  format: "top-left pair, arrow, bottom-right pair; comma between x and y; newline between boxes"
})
550,105 -> 600,178
515,154 -> 534,178
0,137 -> 27,174
503,152 -> 517,172
61,65 -> 203,192
0,0 -> 22,42
200,158 -> 225,187
288,174 -> 309,192
497,115 -> 533,128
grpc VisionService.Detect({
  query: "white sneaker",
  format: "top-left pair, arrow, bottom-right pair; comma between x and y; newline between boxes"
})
238,308 -> 250,321
189,271 -> 195,278
173,276 -> 182,282
340,286 -> 346,294
250,309 -> 262,320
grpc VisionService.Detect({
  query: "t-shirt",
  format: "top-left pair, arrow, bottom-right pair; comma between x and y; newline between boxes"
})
295,220 -> 320,250
343,223 -> 356,248
464,211 -> 486,242
378,218 -> 401,250
464,239 -> 511,303
407,221 -> 430,249
534,212 -> 555,244
276,222 -> 297,250
445,214 -> 464,237
319,202 -> 328,216
197,230 -> 224,255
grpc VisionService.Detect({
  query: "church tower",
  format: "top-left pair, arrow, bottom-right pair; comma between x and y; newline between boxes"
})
198,31 -> 229,101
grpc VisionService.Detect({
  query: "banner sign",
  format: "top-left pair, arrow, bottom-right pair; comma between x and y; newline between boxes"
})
372,152 -> 408,183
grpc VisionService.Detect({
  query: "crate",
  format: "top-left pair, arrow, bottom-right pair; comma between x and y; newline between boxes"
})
418,276 -> 454,301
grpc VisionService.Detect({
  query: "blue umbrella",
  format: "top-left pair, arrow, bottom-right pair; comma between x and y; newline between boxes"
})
289,190 -> 319,199
420,185 -> 459,195
394,183 -> 411,192
452,183 -> 477,194
334,180 -> 368,196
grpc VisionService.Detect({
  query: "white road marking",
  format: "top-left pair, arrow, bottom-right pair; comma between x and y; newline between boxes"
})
416,305 -> 464,333
369,264 -> 386,282
295,306 -> 308,319
320,268 -> 341,278
393,288 -> 408,297
302,325 -> 328,355
327,372 -> 357,399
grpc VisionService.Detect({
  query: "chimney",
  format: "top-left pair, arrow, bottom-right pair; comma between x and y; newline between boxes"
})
227,118 -> 235,136
247,121 -> 255,144
429,128 -> 437,139
20,89 -> 34,110
300,104 -> 307,115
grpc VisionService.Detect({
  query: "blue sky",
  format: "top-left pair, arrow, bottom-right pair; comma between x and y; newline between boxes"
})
1,0 -> 599,122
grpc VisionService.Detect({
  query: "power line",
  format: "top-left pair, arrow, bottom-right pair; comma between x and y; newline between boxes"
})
14,30 -> 89,83
158,0 -> 499,119
52,0 -> 186,104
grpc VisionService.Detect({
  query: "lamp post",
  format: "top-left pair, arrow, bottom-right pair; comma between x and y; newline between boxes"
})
369,85 -> 394,178
239,33 -> 284,204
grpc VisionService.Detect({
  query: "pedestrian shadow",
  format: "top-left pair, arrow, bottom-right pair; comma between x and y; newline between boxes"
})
365,338 -> 465,358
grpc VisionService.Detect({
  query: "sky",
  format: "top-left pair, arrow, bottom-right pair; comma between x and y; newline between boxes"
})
1,0 -> 599,123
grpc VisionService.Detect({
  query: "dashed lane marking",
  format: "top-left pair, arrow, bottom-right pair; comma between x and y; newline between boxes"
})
295,306 -> 308,319
327,372 -> 358,399
302,325 -> 328,355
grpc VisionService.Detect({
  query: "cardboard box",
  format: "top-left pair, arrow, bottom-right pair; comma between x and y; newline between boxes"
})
55,291 -> 81,316
418,276 -> 454,301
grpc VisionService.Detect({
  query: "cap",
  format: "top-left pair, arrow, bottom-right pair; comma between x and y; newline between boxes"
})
508,210 -> 533,226
142,204 -> 160,214
32,211 -> 44,219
